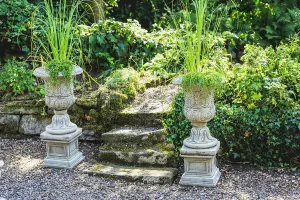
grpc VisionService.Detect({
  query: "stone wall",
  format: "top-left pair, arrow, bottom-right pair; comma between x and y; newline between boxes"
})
0,88 -> 128,141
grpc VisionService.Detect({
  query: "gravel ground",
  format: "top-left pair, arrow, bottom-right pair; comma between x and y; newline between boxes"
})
0,138 -> 299,200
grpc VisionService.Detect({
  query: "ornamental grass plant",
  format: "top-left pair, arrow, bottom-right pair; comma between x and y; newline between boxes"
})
32,0 -> 83,85
176,0 -> 226,90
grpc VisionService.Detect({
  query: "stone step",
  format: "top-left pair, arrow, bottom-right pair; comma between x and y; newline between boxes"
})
115,112 -> 164,127
101,126 -> 167,145
98,144 -> 176,167
114,85 -> 178,127
83,163 -> 178,184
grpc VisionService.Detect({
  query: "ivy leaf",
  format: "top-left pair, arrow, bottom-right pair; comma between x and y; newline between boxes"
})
251,92 -> 262,101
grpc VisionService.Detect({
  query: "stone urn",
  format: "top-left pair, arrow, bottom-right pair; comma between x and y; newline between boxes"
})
33,66 -> 84,169
173,77 -> 221,187
183,86 -> 218,149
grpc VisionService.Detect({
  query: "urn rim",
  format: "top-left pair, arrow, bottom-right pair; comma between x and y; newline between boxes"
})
33,65 -> 83,79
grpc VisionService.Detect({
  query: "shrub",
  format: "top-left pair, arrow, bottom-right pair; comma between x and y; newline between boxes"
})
105,67 -> 142,100
0,59 -> 44,96
217,0 -> 300,46
0,0 -> 36,50
79,19 -> 178,76
164,40 -> 300,167
106,0 -> 182,29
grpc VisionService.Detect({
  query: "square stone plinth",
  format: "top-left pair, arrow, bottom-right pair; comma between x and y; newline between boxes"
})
179,142 -> 221,187
41,128 -> 84,169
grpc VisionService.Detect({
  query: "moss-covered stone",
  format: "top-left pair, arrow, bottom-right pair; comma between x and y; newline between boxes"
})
0,99 -> 45,115
0,114 -> 20,135
98,143 -> 176,167
101,127 -> 167,146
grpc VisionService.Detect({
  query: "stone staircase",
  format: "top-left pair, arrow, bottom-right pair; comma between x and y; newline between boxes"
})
84,85 -> 179,184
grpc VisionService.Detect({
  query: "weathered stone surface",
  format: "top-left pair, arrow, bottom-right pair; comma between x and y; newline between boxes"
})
41,127 -> 84,169
0,100 -> 44,115
79,129 -> 101,141
115,112 -> 164,127
115,85 -> 178,127
19,115 -> 51,135
101,126 -> 167,145
0,115 -> 20,134
83,163 -> 178,184
99,146 -> 176,167
180,142 -> 221,187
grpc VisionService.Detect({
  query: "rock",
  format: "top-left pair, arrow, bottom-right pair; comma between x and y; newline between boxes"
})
80,129 -> 101,141
0,114 -> 20,134
76,96 -> 98,108
83,163 -> 178,184
19,115 -> 51,135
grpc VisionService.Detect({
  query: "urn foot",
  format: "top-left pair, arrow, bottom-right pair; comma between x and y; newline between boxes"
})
183,126 -> 218,149
46,110 -> 78,135
41,128 -> 84,169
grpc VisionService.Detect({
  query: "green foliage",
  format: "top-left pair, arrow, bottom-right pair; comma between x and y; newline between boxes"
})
32,0 -> 83,84
79,19 -> 179,76
225,40 -> 300,109
218,0 -> 300,46
164,39 -> 300,167
163,91 -> 191,151
0,59 -> 44,96
106,0 -> 182,29
182,70 -> 223,90
0,0 -> 35,49
105,67 -> 141,100
210,104 -> 300,167
46,59 -> 74,85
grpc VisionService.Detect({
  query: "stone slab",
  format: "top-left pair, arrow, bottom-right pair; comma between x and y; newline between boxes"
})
84,163 -> 178,184
99,147 -> 176,167
19,115 -> 51,135
101,126 -> 166,144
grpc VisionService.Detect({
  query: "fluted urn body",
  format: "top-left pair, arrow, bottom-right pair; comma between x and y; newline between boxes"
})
183,86 -> 218,149
33,66 -> 83,135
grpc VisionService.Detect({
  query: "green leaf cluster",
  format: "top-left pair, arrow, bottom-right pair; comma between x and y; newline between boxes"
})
0,0 -> 36,49
79,19 -> 179,76
105,67 -> 142,100
217,0 -> 300,46
46,59 -> 74,85
0,59 -> 44,96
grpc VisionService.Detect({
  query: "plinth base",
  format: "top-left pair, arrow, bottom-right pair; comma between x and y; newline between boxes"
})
41,128 -> 84,169
179,142 -> 221,187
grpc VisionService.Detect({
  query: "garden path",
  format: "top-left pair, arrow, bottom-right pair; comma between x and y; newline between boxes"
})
0,139 -> 299,200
